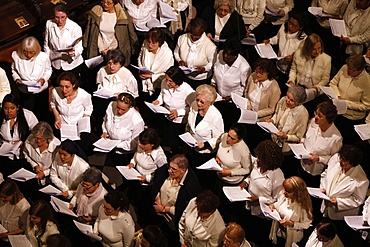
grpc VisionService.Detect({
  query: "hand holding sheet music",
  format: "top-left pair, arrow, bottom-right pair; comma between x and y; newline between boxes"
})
116,166 -> 141,180
307,187 -> 330,200
8,168 -> 36,182
73,220 -> 102,241
255,43 -> 278,59
329,19 -> 347,37
50,196 -> 78,217
39,185 -> 62,196
257,122 -> 279,134
260,201 -> 281,221
344,216 -> 370,231
179,132 -> 197,147
288,144 -> 312,159
93,138 -> 120,152
223,186 -> 251,202
144,102 -> 170,114
197,158 -> 222,171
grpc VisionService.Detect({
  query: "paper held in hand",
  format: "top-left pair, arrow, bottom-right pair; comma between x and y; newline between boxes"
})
50,196 -> 78,217
329,19 -> 347,37
116,166 -> 141,180
144,102 -> 170,114
257,122 -> 279,134
93,88 -> 117,99
354,124 -> 370,141
223,186 -> 251,202
0,141 -> 22,157
93,138 -> 120,152
197,158 -> 222,171
8,168 -> 36,182
231,93 -> 248,109
255,43 -> 278,59
344,216 -> 370,231
55,36 -> 82,52
319,86 -> 347,114
307,187 -> 330,200
308,7 -> 333,17
73,220 -> 102,241
8,235 -> 32,247
39,185 -> 62,196
179,132 -> 197,147
61,117 -> 91,141
260,201 -> 281,221
238,109 -> 258,124
288,144 -> 312,159
159,1 -> 178,24
130,64 -> 154,74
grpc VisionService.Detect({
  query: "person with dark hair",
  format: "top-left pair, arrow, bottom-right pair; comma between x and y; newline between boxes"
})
179,190 -> 225,246
212,38 -> 251,131
83,0 -> 138,65
201,0 -> 246,42
23,122 -> 61,186
101,92 -> 144,166
44,3 -> 84,87
94,190 -> 135,247
0,180 -> 30,241
138,28 -> 174,97
50,72 -> 93,153
320,145 -> 369,223
174,17 -> 217,89
26,200 -> 59,247
0,94 -> 38,176
50,140 -> 90,199
152,66 -> 194,153
305,219 -> 343,247
300,101 -> 342,187
46,234 -> 73,247
69,167 -> 107,224
134,225 -> 168,247
330,54 -> 370,144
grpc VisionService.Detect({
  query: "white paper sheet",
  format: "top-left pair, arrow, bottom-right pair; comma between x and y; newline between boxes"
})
307,187 -> 330,200
8,168 -> 36,182
85,55 -> 104,69
344,216 -> 370,230
0,223 -> 7,233
231,93 -> 248,109
308,7 -> 333,17
238,109 -> 258,124
179,132 -> 197,147
0,142 -> 22,157
73,220 -> 102,241
50,196 -> 78,217
223,186 -> 251,202
304,88 -> 317,103
39,185 -> 62,195
257,122 -> 279,134
241,34 -> 257,45
354,124 -> 370,141
144,102 -> 170,114
196,158 -> 222,171
288,144 -> 312,159
8,235 -> 32,247
93,88 -> 117,99
260,201 -> 281,221
329,19 -> 347,37
332,98 -> 347,115
116,166 -> 141,180
130,64 -> 154,74
159,1 -> 177,24
319,86 -> 338,99
61,124 -> 79,141
93,138 -> 121,152
255,43 -> 278,59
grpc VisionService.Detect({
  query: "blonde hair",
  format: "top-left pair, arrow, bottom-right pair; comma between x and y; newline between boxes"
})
196,84 -> 217,104
301,33 -> 323,60
283,176 -> 313,220
17,36 -> 41,60
225,222 -> 245,244
214,0 -> 236,13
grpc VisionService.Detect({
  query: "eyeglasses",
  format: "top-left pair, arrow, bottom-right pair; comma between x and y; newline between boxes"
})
23,50 -> 36,55
102,204 -> 114,213
101,0 -> 114,5
167,165 -> 179,172
80,181 -> 94,190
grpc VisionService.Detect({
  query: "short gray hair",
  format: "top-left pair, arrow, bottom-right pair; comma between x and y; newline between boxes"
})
196,84 -> 217,104
82,167 -> 102,185
31,122 -> 55,143
288,85 -> 307,105
214,0 -> 235,13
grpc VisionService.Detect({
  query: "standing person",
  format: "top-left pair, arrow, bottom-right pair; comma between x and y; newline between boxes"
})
223,223 -> 252,247
94,190 -> 135,247
83,0 -> 138,65
44,3 -> 84,87
305,219 -> 344,247
26,200 -> 60,247
269,176 -> 313,247
134,225 -> 168,247
235,0 -> 265,41
50,72 -> 93,153
174,18 -> 217,89
179,190 -> 226,247
11,36 -> 52,122
0,180 -> 30,242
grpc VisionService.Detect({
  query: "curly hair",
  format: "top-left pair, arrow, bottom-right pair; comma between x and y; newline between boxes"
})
254,140 -> 283,170
196,190 -> 220,213
283,176 -> 312,220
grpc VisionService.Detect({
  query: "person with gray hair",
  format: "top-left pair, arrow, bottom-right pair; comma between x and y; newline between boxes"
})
266,85 -> 309,154
69,167 -> 107,224
23,122 -> 61,186
201,0 -> 246,42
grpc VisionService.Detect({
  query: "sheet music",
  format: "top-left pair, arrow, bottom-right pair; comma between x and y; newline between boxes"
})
288,144 -> 312,159
116,166 -> 141,180
257,122 -> 279,134
307,187 -> 330,200
344,216 -> 370,230
238,109 -> 258,124
135,19 -> 165,32
144,102 -> 170,114
0,223 -> 7,233
319,86 -> 338,99
39,185 -> 62,195
304,88 -> 317,103
231,93 -> 248,109
179,66 -> 193,75
130,64 -> 154,74
85,55 -> 104,69
93,88 -> 117,99
77,117 -> 91,134
93,138 -> 120,152
8,235 -> 32,247
260,201 -> 281,221
8,168 -> 36,182
55,37 -> 82,52
308,7 -> 333,17
197,158 -> 222,171
241,34 -> 256,45
329,19 -> 347,37
50,196 -> 78,217
159,1 -> 177,24
179,132 -> 197,147
255,43 -> 278,59
0,142 -> 22,157
73,220 -> 102,241
332,98 -> 347,115
215,93 -> 223,102
354,124 -> 370,141
223,186 -> 251,202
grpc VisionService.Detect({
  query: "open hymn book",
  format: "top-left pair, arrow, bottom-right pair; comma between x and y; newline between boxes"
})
55,36 -> 82,52
223,186 -> 251,202
93,138 -> 121,152
61,117 -> 91,141
288,144 -> 312,159
319,86 -> 347,114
